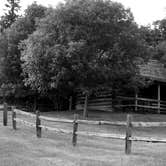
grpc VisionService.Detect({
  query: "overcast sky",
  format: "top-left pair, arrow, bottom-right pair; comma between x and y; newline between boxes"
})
0,0 -> 166,25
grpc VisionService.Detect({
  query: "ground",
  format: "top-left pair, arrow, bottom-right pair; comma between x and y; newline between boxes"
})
0,110 -> 166,166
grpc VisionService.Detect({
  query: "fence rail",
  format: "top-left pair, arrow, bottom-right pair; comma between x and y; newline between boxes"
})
39,115 -> 73,123
77,119 -> 126,126
76,131 -> 125,140
39,125 -> 73,134
132,121 -> 166,127
14,108 -> 36,118
2,103 -> 166,155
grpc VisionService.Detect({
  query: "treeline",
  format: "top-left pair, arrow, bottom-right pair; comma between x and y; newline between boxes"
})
0,0 -> 166,111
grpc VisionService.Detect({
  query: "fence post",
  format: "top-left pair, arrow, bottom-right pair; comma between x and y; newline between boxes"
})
125,114 -> 132,154
3,102 -> 8,126
36,110 -> 41,138
72,114 -> 78,146
69,96 -> 72,111
12,106 -> 16,130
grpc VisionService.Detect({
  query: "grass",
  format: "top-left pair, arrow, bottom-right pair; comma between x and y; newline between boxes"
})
1,110 -> 166,165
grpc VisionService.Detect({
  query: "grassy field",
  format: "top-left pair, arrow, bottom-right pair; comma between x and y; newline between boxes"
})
1,110 -> 166,166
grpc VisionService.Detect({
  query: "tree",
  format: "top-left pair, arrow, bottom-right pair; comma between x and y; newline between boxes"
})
21,0 -> 150,116
142,19 -> 166,61
0,0 -> 20,31
0,2 -> 47,101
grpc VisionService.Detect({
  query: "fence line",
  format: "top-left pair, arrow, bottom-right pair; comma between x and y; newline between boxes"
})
115,96 -> 166,113
2,103 -> 166,154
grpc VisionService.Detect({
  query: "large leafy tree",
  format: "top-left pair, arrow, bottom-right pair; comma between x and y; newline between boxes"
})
21,0 -> 150,114
0,2 -> 47,100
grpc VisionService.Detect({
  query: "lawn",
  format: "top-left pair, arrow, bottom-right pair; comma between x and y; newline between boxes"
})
0,110 -> 166,166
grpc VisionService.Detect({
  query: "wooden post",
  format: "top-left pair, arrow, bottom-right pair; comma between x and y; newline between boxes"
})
158,84 -> 160,114
3,103 -> 8,126
69,96 -> 72,111
12,106 -> 16,130
36,110 -> 41,138
125,114 -> 132,154
83,93 -> 88,118
72,114 -> 78,146
135,92 -> 138,112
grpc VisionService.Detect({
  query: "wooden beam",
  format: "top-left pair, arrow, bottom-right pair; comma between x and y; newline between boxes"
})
132,121 -> 166,127
39,115 -> 73,123
72,114 -> 78,146
130,136 -> 166,143
77,119 -> 126,126
125,114 -> 132,154
14,109 -> 36,118
3,103 -> 7,126
36,111 -> 41,138
76,131 -> 125,140
12,106 -> 16,130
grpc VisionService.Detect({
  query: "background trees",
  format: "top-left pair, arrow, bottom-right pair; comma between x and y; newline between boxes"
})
0,2 -> 47,102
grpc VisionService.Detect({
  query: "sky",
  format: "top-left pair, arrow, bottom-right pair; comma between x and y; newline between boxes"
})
0,0 -> 166,26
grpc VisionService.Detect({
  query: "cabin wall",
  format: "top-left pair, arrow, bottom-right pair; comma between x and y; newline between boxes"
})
76,82 -> 166,113
76,90 -> 113,112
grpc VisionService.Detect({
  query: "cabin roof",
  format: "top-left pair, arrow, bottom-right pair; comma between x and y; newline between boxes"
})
139,60 -> 166,82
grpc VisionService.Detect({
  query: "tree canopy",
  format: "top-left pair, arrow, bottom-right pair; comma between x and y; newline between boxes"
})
0,0 -> 154,111
21,0 -> 150,98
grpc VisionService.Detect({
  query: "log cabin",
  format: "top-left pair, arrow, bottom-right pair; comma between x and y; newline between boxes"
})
76,59 -> 166,113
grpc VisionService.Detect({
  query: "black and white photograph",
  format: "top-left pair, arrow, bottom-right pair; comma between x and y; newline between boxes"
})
0,0 -> 166,165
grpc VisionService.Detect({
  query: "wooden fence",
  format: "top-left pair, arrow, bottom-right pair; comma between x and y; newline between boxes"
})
115,96 -> 166,113
2,104 -> 166,154
76,90 -> 112,112
76,92 -> 166,113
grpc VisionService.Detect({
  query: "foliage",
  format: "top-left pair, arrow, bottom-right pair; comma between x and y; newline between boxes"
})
0,0 -> 20,31
21,0 -> 150,99
0,2 -> 47,98
153,19 -> 166,41
149,19 -> 166,61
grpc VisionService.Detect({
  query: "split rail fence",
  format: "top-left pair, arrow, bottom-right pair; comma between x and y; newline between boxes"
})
2,103 -> 166,154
